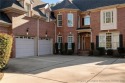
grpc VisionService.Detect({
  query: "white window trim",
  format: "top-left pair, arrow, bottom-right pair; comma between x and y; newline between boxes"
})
100,8 -> 117,30
99,32 -> 119,49
57,14 -> 62,27
67,35 -> 74,49
67,13 -> 74,27
57,36 -> 62,49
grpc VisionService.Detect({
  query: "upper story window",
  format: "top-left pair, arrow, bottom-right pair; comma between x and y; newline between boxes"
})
100,8 -> 117,30
57,14 -> 62,27
26,3 -> 31,16
103,11 -> 113,24
46,12 -> 50,22
84,15 -> 90,26
67,13 -> 73,27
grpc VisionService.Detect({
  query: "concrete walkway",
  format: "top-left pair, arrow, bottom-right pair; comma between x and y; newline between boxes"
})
0,55 -> 125,83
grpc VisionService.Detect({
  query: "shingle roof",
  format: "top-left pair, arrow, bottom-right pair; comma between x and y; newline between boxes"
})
52,0 -> 125,11
73,0 -> 125,11
0,12 -> 12,24
52,0 -> 80,10
0,0 -> 25,11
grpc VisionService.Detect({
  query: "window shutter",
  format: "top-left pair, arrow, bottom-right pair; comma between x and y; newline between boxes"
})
82,18 -> 84,26
55,43 -> 59,54
96,36 -> 99,48
65,43 -> 68,53
119,34 -> 123,47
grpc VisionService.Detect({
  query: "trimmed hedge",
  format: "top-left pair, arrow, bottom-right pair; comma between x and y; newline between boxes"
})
97,47 -> 105,55
0,33 -> 13,70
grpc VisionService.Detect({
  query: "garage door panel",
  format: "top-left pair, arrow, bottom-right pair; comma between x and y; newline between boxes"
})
16,37 -> 35,58
39,39 -> 52,55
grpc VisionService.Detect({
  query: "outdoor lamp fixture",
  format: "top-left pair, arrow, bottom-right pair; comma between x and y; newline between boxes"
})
45,30 -> 48,38
26,28 -> 29,35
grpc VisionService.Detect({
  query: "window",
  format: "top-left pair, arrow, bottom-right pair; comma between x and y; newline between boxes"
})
57,36 -> 62,49
46,12 -> 50,22
103,11 -> 113,23
99,35 -> 106,47
68,35 -> 73,49
57,14 -> 62,27
101,8 -> 117,30
84,15 -> 90,26
67,13 -> 73,27
99,32 -> 119,49
106,33 -> 112,49
26,4 -> 31,16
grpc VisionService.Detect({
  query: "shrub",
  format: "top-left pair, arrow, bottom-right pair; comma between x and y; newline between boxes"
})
107,49 -> 114,56
89,50 -> 93,56
97,47 -> 105,55
72,43 -> 75,53
91,42 -> 94,50
93,50 -> 100,56
0,33 -> 13,70
67,50 -> 73,55
117,47 -> 124,54
55,43 -> 58,54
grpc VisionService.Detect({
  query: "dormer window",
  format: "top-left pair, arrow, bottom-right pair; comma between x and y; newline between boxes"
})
26,3 -> 31,17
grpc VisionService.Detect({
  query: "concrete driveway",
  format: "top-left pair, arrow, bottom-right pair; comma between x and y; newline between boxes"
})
0,55 -> 125,83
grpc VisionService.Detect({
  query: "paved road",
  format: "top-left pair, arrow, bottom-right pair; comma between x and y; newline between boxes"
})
0,55 -> 125,83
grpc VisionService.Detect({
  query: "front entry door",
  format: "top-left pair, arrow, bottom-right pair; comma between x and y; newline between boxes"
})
84,37 -> 90,50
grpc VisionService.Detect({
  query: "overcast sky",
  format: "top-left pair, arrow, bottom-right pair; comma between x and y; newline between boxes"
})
42,0 -> 63,4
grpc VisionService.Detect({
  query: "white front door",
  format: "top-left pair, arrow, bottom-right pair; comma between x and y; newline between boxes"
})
15,37 -> 35,58
39,39 -> 53,55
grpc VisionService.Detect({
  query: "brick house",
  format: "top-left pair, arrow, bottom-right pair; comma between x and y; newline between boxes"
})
52,0 -> 125,54
0,0 -> 55,58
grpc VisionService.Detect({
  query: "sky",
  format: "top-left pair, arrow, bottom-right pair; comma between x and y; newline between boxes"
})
42,0 -> 63,4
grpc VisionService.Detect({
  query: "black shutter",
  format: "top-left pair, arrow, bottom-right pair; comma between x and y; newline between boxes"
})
60,43 -> 63,53
72,43 -> 75,53
119,34 -> 123,47
82,18 -> 84,26
55,43 -> 58,54
65,43 -> 68,54
96,36 -> 99,48
91,42 -> 94,50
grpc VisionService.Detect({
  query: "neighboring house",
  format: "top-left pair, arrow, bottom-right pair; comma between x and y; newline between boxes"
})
0,0 -> 55,58
52,0 -> 125,53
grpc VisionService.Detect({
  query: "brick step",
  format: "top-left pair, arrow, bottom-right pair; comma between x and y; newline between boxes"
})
78,51 -> 89,56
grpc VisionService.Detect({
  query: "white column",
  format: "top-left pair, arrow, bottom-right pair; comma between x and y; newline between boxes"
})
37,18 -> 40,56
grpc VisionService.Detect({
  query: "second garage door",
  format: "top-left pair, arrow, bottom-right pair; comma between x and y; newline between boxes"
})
39,39 -> 53,55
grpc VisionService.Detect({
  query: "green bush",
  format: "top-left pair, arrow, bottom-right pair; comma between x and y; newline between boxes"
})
107,49 -> 114,56
67,50 -> 73,55
0,33 -> 13,70
97,47 -> 105,55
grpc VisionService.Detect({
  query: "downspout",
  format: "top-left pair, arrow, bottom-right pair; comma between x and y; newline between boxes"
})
54,22 -> 56,42
37,18 -> 40,56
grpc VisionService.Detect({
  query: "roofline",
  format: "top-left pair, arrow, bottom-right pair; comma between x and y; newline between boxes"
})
0,21 -> 12,27
53,8 -> 80,11
85,3 -> 125,12
2,7 -> 27,14
32,14 -> 46,20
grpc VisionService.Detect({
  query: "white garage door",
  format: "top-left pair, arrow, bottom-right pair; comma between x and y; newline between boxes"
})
16,37 -> 35,58
39,39 -> 53,55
